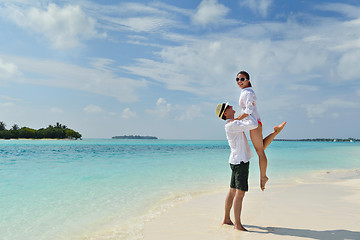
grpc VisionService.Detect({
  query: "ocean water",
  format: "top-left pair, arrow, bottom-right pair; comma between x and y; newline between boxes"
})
1,139 -> 359,240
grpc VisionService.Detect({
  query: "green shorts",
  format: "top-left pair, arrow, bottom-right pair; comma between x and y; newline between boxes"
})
230,162 -> 249,191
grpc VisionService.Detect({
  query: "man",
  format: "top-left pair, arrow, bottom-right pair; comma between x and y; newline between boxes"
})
215,102 -> 286,231
216,102 -> 257,231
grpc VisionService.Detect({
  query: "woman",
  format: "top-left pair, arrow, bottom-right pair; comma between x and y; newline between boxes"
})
234,70 -> 286,191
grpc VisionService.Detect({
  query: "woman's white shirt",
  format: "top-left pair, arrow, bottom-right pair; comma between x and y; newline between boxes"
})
239,87 -> 261,122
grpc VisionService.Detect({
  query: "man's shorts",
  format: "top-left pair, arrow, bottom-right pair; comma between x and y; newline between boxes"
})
230,162 -> 249,191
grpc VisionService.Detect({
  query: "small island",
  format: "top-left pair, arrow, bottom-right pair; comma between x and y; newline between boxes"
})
0,121 -> 82,140
112,135 -> 158,140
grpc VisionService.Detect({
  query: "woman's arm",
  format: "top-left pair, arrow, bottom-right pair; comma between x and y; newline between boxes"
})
234,112 -> 249,121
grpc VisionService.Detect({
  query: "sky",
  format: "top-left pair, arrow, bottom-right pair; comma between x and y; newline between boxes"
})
0,0 -> 360,140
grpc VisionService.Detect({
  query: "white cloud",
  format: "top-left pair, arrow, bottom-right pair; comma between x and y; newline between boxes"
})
122,10 -> 360,103
150,1 -> 192,17
1,55 -> 146,102
302,98 -> 359,123
0,95 -> 21,108
49,107 -> 63,114
0,94 -> 21,102
337,50 -> 360,80
317,3 -> 360,18
192,0 -> 229,26
84,104 -> 103,114
7,3 -> 103,49
122,36 -> 278,98
121,108 -> 136,119
0,58 -> 21,80
90,58 -> 116,71
301,104 -> 326,123
109,16 -> 174,32
330,112 -> 340,119
1,102 -> 14,107
328,19 -> 360,51
104,2 -> 164,15
86,2 -> 179,33
239,0 -> 273,18
177,105 -> 204,121
145,98 -> 205,121
287,84 -> 318,92
146,98 -> 172,118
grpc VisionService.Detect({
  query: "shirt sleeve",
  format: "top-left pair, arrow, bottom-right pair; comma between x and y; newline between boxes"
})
226,118 -> 258,133
243,91 -> 256,115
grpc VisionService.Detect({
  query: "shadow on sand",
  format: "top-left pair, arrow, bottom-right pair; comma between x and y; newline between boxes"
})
246,225 -> 360,240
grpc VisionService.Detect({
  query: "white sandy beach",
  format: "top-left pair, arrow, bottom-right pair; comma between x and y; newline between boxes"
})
143,169 -> 360,240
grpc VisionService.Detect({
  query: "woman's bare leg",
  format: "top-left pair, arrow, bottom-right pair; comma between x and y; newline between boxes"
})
263,122 -> 287,150
250,122 -> 286,190
250,125 -> 268,191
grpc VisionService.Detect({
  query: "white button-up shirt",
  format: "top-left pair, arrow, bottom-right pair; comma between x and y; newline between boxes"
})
239,87 -> 261,122
225,118 -> 257,164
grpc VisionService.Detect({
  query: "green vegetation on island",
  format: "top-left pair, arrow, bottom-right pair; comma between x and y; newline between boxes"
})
0,122 -> 82,140
275,138 -> 359,142
112,135 -> 158,140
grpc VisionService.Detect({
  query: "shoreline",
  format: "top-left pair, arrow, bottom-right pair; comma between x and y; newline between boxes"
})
0,138 -> 80,141
142,168 -> 360,240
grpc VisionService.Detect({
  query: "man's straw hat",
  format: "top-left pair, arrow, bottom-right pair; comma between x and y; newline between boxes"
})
215,102 -> 229,119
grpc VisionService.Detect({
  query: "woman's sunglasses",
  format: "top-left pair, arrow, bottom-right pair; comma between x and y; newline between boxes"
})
236,77 -> 248,82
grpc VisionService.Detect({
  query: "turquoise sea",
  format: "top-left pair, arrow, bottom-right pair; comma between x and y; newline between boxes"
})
1,139 -> 360,240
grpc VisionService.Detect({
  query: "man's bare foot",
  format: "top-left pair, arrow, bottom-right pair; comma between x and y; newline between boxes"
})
274,122 -> 287,134
234,224 -> 248,231
261,176 -> 269,191
223,219 -> 234,225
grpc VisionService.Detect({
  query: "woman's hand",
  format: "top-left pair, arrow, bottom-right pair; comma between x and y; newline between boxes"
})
235,113 -> 248,121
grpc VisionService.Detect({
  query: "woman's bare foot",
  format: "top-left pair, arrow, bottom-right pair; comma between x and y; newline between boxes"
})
234,224 -> 248,231
223,219 -> 234,225
274,122 -> 287,134
261,176 -> 269,191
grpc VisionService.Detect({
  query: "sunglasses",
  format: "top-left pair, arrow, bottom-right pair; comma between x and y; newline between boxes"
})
236,77 -> 248,82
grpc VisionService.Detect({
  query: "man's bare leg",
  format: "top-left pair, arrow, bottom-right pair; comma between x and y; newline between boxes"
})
223,188 -> 235,225
233,189 -> 247,231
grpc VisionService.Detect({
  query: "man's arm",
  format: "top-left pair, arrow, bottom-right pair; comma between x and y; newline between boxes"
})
226,117 -> 258,132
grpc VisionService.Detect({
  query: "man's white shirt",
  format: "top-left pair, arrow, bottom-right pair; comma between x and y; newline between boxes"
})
225,117 -> 257,164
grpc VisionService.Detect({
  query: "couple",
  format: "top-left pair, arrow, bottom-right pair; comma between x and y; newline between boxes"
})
215,70 -> 286,231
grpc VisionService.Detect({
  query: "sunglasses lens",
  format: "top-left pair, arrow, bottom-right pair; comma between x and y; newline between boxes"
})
236,77 -> 246,82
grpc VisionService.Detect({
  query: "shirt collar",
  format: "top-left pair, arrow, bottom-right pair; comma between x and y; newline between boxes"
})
242,87 -> 253,91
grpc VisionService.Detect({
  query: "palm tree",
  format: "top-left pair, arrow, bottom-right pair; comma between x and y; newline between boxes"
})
54,122 -> 67,129
11,124 -> 19,131
0,121 -> 6,131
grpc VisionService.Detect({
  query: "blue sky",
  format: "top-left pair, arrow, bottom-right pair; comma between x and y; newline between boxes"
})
0,0 -> 360,140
